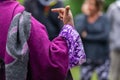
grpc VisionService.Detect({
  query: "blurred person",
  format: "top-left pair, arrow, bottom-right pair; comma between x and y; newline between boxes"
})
0,0 -> 86,80
107,0 -> 120,80
24,0 -> 64,40
75,0 -> 110,80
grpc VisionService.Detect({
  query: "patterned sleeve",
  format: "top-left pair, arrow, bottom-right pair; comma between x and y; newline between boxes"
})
59,25 -> 86,68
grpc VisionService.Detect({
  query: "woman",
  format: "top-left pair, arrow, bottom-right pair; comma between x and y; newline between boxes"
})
75,0 -> 110,80
0,0 -> 86,80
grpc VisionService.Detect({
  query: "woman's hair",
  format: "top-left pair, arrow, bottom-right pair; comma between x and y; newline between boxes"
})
95,0 -> 104,11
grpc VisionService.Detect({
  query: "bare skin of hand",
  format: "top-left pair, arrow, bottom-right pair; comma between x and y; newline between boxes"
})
82,31 -> 87,38
51,5 -> 74,27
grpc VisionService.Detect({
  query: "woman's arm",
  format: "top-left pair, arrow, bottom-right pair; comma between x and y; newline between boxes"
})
28,16 -> 85,80
28,17 -> 69,80
27,6 -> 86,80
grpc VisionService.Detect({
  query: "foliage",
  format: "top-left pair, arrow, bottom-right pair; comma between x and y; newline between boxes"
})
64,0 -> 115,16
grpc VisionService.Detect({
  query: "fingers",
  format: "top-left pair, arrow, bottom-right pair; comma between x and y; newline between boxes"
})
65,5 -> 70,16
58,12 -> 63,20
51,8 -> 64,13
51,8 -> 64,20
58,16 -> 63,20
51,8 -> 59,12
59,12 -> 63,17
51,5 -> 70,16
51,5 -> 71,21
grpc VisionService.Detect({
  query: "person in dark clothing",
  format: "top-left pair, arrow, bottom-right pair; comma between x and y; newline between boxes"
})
75,0 -> 110,80
24,0 -> 64,40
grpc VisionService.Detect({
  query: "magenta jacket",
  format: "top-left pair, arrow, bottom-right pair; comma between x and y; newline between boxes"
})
0,0 -> 86,80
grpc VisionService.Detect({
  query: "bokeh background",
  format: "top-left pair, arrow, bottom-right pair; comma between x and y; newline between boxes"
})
19,0 -> 115,16
64,0 -> 114,16
18,0 -> 115,80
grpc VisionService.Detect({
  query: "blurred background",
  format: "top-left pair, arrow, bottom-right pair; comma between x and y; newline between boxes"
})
18,0 -> 114,16
18,0 -> 117,80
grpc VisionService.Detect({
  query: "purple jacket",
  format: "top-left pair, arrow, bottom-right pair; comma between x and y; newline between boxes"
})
0,1 -> 86,80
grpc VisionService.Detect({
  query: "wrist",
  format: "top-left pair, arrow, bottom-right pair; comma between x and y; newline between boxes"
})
64,21 -> 74,27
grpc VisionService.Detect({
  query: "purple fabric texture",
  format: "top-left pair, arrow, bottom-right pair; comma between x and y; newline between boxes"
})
0,1 -> 69,79
59,25 -> 86,68
0,0 -> 86,80
5,11 -> 31,80
0,0 -> 16,1
0,1 -> 24,80
26,17 -> 69,80
0,1 -> 24,61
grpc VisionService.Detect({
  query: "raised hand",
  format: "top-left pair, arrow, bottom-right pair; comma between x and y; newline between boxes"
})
52,5 -> 74,27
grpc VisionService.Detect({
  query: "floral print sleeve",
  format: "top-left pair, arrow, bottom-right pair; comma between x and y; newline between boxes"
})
59,25 -> 86,68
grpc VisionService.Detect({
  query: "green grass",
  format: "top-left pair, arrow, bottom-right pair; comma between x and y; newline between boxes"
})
71,66 -> 97,80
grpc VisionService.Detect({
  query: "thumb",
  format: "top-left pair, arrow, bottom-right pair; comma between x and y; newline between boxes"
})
65,5 -> 70,16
